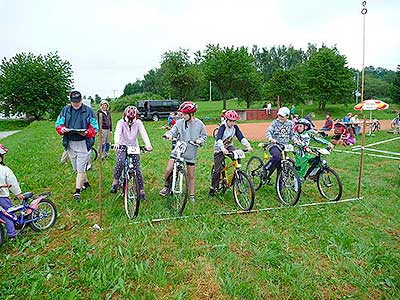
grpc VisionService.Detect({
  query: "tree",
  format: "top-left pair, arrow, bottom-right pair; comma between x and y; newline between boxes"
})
202,45 -> 256,109
0,52 -> 73,120
303,46 -> 353,110
391,65 -> 400,103
94,94 -> 102,104
265,67 -> 307,105
364,74 -> 392,99
234,68 -> 264,108
123,80 -> 143,96
160,49 -> 202,100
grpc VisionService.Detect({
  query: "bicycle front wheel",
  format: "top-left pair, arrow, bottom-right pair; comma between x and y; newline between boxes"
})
168,167 -> 189,215
317,167 -> 342,201
276,163 -> 301,206
233,170 -> 255,211
245,156 -> 264,191
124,173 -> 140,219
29,199 -> 57,232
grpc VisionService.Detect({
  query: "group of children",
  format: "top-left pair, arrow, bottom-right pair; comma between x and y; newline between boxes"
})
1,102 -> 345,242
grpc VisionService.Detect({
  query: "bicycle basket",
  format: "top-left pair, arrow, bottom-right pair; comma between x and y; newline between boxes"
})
127,146 -> 140,155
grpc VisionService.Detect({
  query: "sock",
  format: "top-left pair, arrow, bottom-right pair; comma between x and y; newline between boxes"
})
75,188 -> 81,194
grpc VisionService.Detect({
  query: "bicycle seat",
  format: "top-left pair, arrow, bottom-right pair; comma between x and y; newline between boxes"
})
22,192 -> 34,200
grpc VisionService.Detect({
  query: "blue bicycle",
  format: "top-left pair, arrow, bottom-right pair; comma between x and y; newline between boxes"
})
0,190 -> 57,245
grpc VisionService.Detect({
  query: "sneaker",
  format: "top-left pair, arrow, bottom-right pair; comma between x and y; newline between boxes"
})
9,236 -> 17,243
159,187 -> 169,197
82,182 -> 91,191
190,195 -> 195,203
308,175 -> 318,182
139,191 -> 146,201
208,188 -> 216,197
110,185 -> 118,194
73,192 -> 81,201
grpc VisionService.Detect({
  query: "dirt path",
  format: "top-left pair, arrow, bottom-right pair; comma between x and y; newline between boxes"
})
206,120 -> 394,141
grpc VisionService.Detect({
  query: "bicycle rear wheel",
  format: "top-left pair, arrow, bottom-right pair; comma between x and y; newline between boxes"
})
124,173 -> 140,219
233,170 -> 255,211
317,167 -> 342,201
245,156 -> 264,191
276,163 -> 301,206
213,127 -> 219,139
168,166 -> 189,215
91,147 -> 98,161
29,199 -> 57,232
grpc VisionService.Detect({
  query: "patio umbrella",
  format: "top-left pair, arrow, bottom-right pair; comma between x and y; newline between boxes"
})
354,99 -> 389,198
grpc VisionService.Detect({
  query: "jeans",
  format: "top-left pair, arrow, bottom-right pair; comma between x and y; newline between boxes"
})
0,197 -> 17,238
262,144 -> 283,177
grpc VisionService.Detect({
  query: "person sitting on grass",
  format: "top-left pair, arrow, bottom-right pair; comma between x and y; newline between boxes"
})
110,106 -> 153,200
0,144 -> 24,243
318,113 -> 334,137
330,123 -> 356,146
160,101 -> 207,203
294,119 -> 333,181
209,110 -> 253,197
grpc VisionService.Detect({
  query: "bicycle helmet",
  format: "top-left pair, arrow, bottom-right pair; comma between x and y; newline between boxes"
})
278,107 -> 290,117
225,110 -> 239,121
297,118 -> 312,130
178,101 -> 197,114
123,106 -> 139,123
0,144 -> 8,155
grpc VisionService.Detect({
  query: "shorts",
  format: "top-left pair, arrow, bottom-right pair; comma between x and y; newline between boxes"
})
169,156 -> 195,166
67,140 -> 90,173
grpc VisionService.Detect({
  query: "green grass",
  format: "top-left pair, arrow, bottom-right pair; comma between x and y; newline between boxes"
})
0,119 -> 399,299
0,119 -> 33,131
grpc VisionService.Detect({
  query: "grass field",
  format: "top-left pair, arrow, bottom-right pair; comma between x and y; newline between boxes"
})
0,112 -> 399,299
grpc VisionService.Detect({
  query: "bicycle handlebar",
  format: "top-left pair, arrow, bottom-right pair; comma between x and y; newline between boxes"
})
163,135 -> 200,147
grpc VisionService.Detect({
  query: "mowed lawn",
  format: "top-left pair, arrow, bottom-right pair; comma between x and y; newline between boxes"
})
0,117 -> 399,299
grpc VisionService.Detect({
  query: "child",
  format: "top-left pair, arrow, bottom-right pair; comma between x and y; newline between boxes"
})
209,110 -> 252,196
97,100 -> 112,158
263,107 -> 299,180
160,101 -> 207,203
0,144 -> 24,242
318,114 -> 334,137
167,112 -> 176,129
294,119 -> 333,180
110,106 -> 152,200
331,123 -> 355,146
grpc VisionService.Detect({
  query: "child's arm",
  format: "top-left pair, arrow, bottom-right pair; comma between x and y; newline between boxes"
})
138,121 -> 152,150
6,168 -> 22,197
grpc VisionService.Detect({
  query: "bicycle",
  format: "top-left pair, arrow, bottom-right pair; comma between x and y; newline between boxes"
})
90,147 -> 98,161
163,137 -> 199,215
211,149 -> 255,211
391,111 -> 400,134
0,190 -> 57,246
116,145 -> 150,219
246,142 -> 301,206
302,147 -> 342,201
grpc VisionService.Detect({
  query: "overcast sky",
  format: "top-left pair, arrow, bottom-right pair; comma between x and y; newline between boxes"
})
1,0 -> 399,98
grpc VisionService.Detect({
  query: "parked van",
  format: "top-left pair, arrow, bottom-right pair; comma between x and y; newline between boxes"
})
137,100 -> 180,121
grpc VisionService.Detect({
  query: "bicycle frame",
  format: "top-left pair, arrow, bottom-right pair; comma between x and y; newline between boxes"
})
170,141 -> 188,195
220,150 -> 246,189
119,146 -> 141,192
0,192 -> 51,227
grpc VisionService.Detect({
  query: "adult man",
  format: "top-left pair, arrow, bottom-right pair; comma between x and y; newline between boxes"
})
56,91 -> 98,201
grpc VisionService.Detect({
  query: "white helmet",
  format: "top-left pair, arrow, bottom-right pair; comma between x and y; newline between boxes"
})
278,107 -> 290,117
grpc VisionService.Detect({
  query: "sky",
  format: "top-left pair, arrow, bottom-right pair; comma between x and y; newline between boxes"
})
1,0 -> 399,98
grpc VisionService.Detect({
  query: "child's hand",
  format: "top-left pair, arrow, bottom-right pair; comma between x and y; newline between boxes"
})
163,133 -> 172,140
246,146 -> 253,152
222,148 -> 229,155
16,194 -> 24,200
195,139 -> 202,145
79,130 -> 88,136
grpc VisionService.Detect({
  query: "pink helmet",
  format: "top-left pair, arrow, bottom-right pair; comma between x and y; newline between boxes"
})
0,144 -> 8,155
123,106 -> 139,123
224,110 -> 239,121
178,101 -> 197,114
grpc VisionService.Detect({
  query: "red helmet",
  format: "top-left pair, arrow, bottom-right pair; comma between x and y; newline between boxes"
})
224,110 -> 239,121
0,144 -> 8,155
178,101 -> 197,114
124,106 -> 139,123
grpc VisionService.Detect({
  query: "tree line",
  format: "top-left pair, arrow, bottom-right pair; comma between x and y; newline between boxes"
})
0,46 -> 399,120
123,44 -> 399,110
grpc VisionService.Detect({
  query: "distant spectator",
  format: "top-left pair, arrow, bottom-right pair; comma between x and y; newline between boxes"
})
304,114 -> 315,129
167,112 -> 176,128
290,104 -> 296,118
330,122 -> 355,146
350,114 -> 361,135
318,114 -> 334,137
267,102 -> 272,115
343,112 -> 352,123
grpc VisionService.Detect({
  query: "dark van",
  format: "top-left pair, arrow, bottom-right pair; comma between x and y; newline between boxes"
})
137,100 -> 180,121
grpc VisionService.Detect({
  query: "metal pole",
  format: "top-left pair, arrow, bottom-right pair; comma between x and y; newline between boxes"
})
357,1 -> 368,198
209,81 -> 212,101
98,113 -> 103,227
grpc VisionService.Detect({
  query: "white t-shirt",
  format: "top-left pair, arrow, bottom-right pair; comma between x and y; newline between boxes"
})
0,165 -> 22,197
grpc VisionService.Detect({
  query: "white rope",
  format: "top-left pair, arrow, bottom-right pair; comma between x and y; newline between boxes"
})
119,197 -> 365,225
351,136 -> 400,150
334,148 -> 400,160
354,148 -> 400,156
